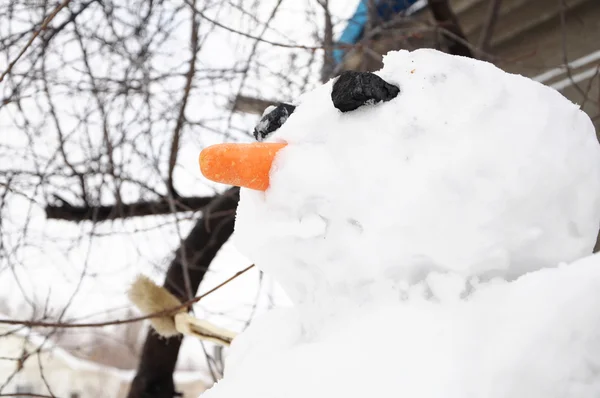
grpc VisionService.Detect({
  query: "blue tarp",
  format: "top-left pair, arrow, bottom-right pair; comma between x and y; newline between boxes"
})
333,0 -> 421,64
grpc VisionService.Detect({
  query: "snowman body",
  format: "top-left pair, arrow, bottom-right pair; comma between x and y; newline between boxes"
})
201,49 -> 600,398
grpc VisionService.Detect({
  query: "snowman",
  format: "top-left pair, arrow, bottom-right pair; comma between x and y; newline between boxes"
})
198,49 -> 600,398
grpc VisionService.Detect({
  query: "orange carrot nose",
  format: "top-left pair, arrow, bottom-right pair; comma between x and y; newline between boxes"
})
199,142 -> 287,191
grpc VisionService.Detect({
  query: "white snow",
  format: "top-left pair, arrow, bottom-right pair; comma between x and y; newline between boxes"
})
201,49 -> 600,397
261,105 -> 278,117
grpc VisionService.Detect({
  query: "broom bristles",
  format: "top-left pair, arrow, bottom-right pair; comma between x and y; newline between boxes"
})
127,274 -> 183,338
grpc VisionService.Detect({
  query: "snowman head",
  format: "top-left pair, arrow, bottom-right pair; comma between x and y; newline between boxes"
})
200,49 -> 600,307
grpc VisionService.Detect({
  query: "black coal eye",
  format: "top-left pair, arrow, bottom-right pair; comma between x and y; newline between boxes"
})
253,103 -> 296,141
331,71 -> 400,113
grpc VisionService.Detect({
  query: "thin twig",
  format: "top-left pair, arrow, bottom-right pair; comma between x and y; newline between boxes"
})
428,0 -> 473,58
477,0 -> 503,57
317,0 -> 335,82
167,0 -> 200,197
0,0 -> 72,83
558,0 -> 586,98
182,0 -> 335,51
0,264 -> 255,329
168,0 -> 201,301
580,65 -> 600,110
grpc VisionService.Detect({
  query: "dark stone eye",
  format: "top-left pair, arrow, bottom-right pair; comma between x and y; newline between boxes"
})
253,103 -> 296,141
331,71 -> 400,113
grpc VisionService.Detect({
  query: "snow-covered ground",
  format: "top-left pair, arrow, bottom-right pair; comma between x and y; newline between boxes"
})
200,49 -> 600,397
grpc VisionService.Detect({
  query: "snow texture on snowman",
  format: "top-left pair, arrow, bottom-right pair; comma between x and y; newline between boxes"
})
199,49 -> 600,398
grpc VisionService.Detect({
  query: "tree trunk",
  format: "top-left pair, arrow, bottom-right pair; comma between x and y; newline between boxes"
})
127,187 -> 240,398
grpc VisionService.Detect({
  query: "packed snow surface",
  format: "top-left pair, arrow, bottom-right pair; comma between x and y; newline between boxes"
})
201,49 -> 600,397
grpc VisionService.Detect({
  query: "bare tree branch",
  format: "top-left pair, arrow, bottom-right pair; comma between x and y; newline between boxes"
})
183,0 -> 334,51
0,0 -> 72,82
0,1 -> 319,395
0,250 -> 252,330
318,0 -> 335,82
477,0 -> 503,57
167,0 -> 201,198
44,195 -> 216,222
428,0 -> 474,58
558,0 -> 587,100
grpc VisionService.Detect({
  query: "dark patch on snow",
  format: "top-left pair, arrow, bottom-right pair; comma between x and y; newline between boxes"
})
346,218 -> 363,233
253,103 -> 296,141
429,73 -> 448,84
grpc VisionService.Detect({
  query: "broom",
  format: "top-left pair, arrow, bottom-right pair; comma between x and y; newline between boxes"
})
127,274 -> 238,346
